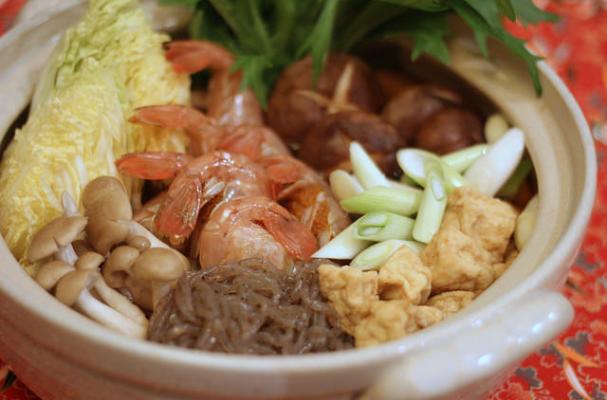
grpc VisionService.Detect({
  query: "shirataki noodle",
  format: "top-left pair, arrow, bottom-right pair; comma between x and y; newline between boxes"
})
148,259 -> 354,354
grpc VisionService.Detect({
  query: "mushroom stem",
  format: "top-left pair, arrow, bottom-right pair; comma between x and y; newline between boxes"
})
62,191 -> 80,217
124,220 -> 170,249
56,244 -> 79,265
93,278 -> 148,326
75,289 -> 147,339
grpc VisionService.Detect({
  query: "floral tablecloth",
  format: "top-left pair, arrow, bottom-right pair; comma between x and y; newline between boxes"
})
1,1 -> 607,399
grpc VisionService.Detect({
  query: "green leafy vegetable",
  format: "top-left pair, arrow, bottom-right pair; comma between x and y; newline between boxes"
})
163,0 -> 558,103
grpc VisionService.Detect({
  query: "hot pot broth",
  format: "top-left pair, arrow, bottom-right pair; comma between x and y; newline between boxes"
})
0,0 -> 538,354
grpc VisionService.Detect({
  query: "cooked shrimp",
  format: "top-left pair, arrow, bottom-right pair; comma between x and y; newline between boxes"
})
166,40 -> 262,126
260,155 -> 350,246
130,105 -> 288,159
117,151 -> 271,244
197,197 -> 318,269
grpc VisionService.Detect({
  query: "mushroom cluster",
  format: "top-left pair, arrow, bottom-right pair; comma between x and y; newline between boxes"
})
28,176 -> 190,339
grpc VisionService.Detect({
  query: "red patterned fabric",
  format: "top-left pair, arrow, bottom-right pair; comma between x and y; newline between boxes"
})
1,1 -> 606,399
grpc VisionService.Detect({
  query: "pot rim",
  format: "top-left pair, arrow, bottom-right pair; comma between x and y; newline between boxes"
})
0,2 -> 597,375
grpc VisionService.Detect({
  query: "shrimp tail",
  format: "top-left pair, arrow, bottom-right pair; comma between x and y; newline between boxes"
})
116,152 -> 192,180
259,206 -> 318,260
165,40 -> 234,74
130,105 -> 209,130
155,175 -> 204,242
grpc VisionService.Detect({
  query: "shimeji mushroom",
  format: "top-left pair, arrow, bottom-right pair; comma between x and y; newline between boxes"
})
32,191 -> 148,339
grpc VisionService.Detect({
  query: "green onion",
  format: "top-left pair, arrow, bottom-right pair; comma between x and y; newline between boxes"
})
350,141 -> 389,189
312,221 -> 371,259
341,186 -> 422,216
329,169 -> 363,201
465,128 -> 526,197
351,240 -> 407,270
401,240 -> 426,255
484,113 -> 509,143
400,174 -> 418,187
497,157 -> 533,198
389,179 -> 418,191
515,195 -> 539,250
412,161 -> 447,244
442,144 -> 488,173
397,148 -> 468,192
355,212 -> 414,241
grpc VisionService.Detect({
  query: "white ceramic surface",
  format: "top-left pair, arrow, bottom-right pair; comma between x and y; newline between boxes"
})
0,2 -> 597,400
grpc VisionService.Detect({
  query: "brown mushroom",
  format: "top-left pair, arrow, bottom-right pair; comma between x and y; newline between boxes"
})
131,248 -> 189,309
55,269 -> 100,306
267,53 -> 384,147
28,216 -> 88,262
103,246 -> 141,288
82,176 -> 132,220
72,240 -> 93,257
381,85 -> 461,143
75,251 -> 105,271
299,111 -> 401,176
126,235 -> 151,252
414,107 -> 483,154
86,217 -> 130,255
374,69 -> 414,100
35,260 -> 75,290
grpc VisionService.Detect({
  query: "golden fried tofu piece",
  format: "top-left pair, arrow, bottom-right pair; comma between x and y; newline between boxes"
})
422,188 -> 518,293
378,246 -> 432,304
427,291 -> 475,317
318,263 -> 379,333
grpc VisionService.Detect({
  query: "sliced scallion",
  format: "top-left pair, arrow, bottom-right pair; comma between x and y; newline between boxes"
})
350,141 -> 389,189
351,240 -> 407,270
464,128 -> 526,197
442,144 -> 488,172
497,157 -> 533,198
355,212 -> 414,241
397,148 -> 468,192
312,221 -> 371,259
329,169 -> 363,201
484,113 -> 509,143
412,161 -> 447,244
340,186 -> 422,216
515,195 -> 539,250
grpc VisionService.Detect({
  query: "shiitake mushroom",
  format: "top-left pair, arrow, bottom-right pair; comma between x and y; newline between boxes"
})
299,111 -> 402,177
267,54 -> 384,147
414,107 -> 483,155
381,85 -> 462,144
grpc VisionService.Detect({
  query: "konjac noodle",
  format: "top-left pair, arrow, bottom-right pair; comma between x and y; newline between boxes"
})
149,259 -> 353,354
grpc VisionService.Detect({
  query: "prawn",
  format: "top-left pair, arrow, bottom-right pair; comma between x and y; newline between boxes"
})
116,151 -> 271,244
166,40 -> 262,126
197,197 -> 318,269
130,105 -> 289,159
260,155 -> 351,246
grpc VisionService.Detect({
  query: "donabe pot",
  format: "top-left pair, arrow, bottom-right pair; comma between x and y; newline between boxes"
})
0,1 -> 596,399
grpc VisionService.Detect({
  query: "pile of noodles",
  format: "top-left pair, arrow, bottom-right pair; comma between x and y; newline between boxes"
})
149,259 -> 353,354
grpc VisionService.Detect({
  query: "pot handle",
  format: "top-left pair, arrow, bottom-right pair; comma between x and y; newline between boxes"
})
365,290 -> 573,400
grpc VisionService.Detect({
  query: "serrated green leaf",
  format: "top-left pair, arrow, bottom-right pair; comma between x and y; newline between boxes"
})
511,0 -> 559,24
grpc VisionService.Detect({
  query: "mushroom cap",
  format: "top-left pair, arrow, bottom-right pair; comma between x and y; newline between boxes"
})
132,248 -> 188,281
126,235 -> 151,252
28,216 -> 88,262
76,251 -> 105,271
72,240 -> 94,257
55,269 -> 99,306
36,260 -> 75,290
82,176 -> 132,221
103,245 -> 141,288
86,217 -> 130,255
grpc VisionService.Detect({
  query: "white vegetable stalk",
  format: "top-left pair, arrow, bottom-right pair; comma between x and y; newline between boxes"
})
340,186 -> 422,216
312,221 -> 371,259
412,162 -> 447,244
464,128 -> 526,197
329,170 -> 364,201
442,144 -> 488,172
397,149 -> 468,191
351,240 -> 409,270
484,113 -> 509,143
515,195 -> 539,250
355,212 -> 414,242
350,142 -> 389,189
